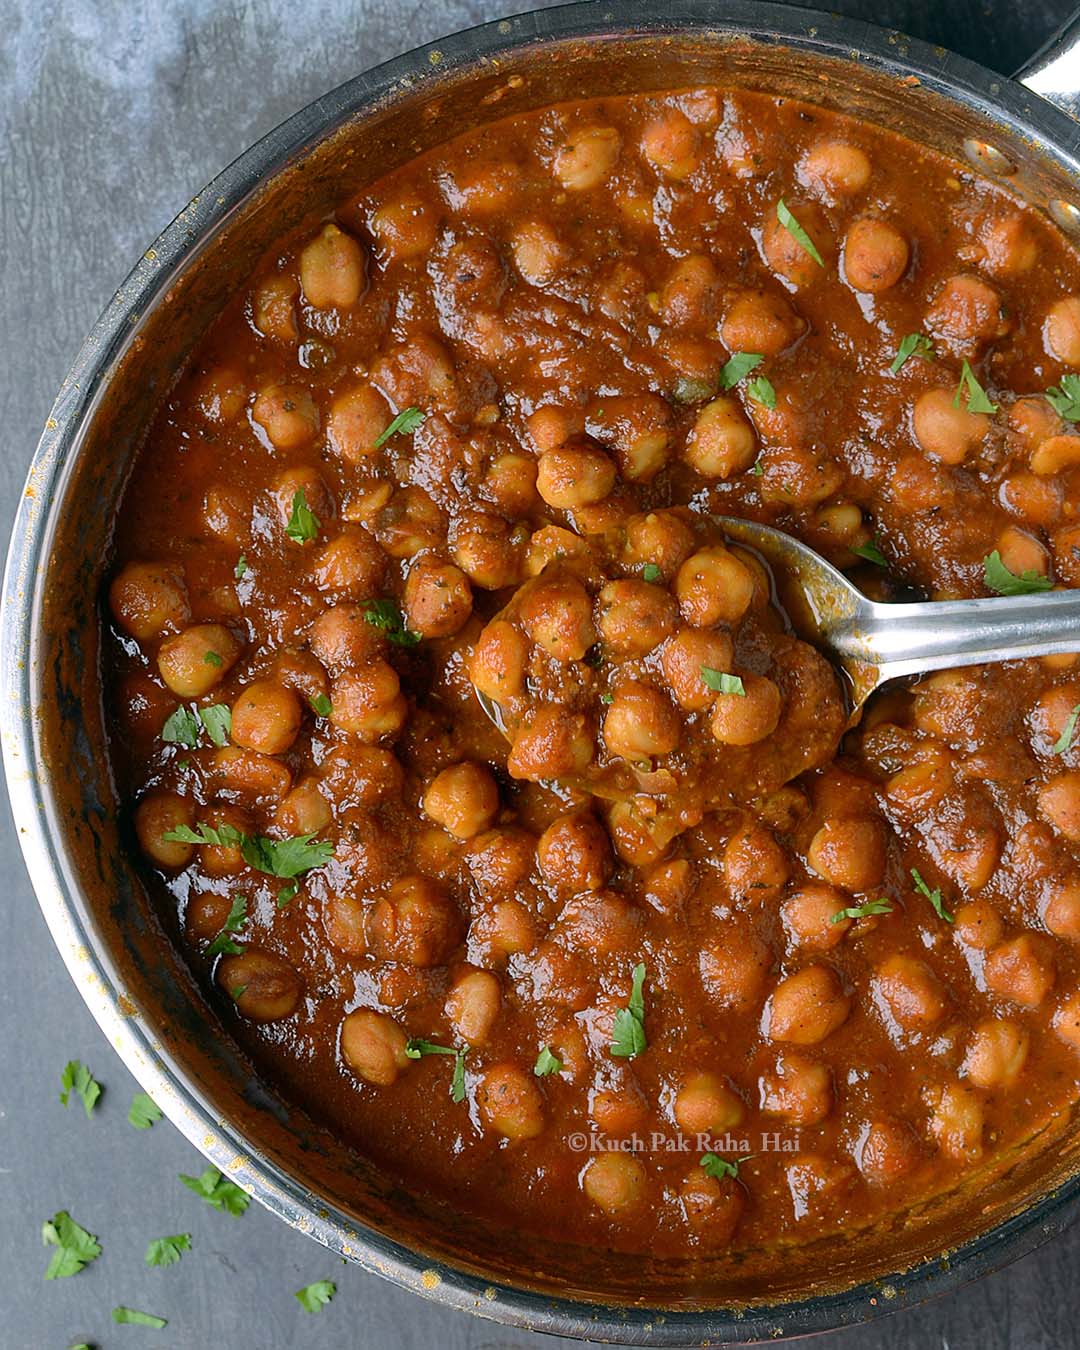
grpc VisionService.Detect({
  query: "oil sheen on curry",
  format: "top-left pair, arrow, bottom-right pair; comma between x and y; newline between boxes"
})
104,87 -> 1080,1263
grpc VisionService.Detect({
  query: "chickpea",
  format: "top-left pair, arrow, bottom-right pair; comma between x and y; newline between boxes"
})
1039,772 -> 1080,842
252,272 -> 299,341
423,761 -> 500,840
230,679 -> 301,756
1030,432 -> 1080,476
843,217 -> 909,292
507,708 -> 594,781
623,509 -> 696,578
327,384 -> 390,463
470,898 -> 539,964
984,934 -> 1056,1007
912,669 -> 983,738
800,140 -> 871,196
659,254 -> 718,328
134,792 -> 195,869
720,824 -> 788,906
592,394 -> 673,483
211,746 -> 292,803
374,485 -> 446,559
807,816 -> 886,892
275,778 -> 332,837
709,674 -> 782,746
274,467 -> 334,527
251,384 -> 319,451
582,1152 -> 647,1212
537,811 -> 612,897
109,562 -> 189,640
994,524 -> 1049,580
403,559 -> 472,638
309,603 -> 384,671
1053,990 -> 1080,1048
782,884 -> 852,951
527,405 -> 586,453
340,1008 -> 410,1085
929,1081 -> 983,1161
926,275 -> 1006,348
684,396 -> 757,479
193,364 -> 248,422
1044,296 -> 1080,366
603,681 -> 681,760
470,619 -> 528,703
607,797 -> 683,868
476,1063 -> 544,1139
674,547 -> 755,627
595,580 -> 678,657
157,624 -> 241,698
203,485 -> 250,546
765,965 -> 850,1044
885,747 -> 954,816
963,1019 -> 1029,1089
660,629 -> 735,711
330,662 -> 407,742
1030,684 -> 1080,756
873,955 -> 947,1030
467,826 -> 537,898
299,222 -> 365,309
720,289 -> 804,357
320,743 -> 404,808
446,160 -> 520,216
762,201 -> 829,287
483,453 -> 539,517
510,218 -> 566,286
553,124 -> 621,191
557,890 -> 642,956
370,193 -> 439,263
446,968 -> 501,1046
641,109 -> 699,178
680,1169 -> 744,1236
912,388 -> 988,464
699,924 -> 771,1011
1045,880 -> 1080,940
1052,524 -> 1080,586
452,511 -> 524,591
217,950 -> 302,1023
536,445 -> 616,511
518,574 -> 596,663
759,1052 -> 832,1125
979,212 -> 1038,277
591,1086 -> 649,1137
369,874 -> 462,967
857,1117 -> 922,1186
673,1071 -> 745,1133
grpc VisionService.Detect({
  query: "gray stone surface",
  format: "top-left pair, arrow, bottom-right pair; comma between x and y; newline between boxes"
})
2,1 -> 1080,1346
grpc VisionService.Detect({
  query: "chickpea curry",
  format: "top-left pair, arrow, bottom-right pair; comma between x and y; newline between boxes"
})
105,87 -> 1080,1268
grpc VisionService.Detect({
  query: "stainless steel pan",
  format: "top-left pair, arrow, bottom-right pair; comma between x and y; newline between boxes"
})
6,3 -> 1080,1343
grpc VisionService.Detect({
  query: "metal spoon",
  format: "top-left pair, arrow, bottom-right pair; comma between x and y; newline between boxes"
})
717,516 -> 1080,711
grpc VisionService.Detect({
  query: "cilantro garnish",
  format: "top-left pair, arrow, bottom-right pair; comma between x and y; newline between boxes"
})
911,867 -> 954,923
59,1061 -> 101,1119
701,667 -> 745,696
295,1280 -> 337,1313
206,894 -> 248,959
309,692 -> 332,717
235,554 -> 249,580
42,1211 -> 101,1279
831,897 -> 893,924
746,374 -> 777,409
1053,703 -> 1080,755
851,539 -> 888,567
889,333 -> 934,374
719,352 -> 764,389
1045,373 -> 1080,422
610,962 -> 647,1058
179,1164 -> 250,1217
983,550 -> 1053,596
776,198 -> 824,267
700,1152 -> 753,1181
641,563 -> 662,583
362,598 -> 421,647
128,1092 -> 162,1130
161,705 -> 201,748
374,405 -> 425,449
111,1308 -> 167,1329
145,1233 -> 191,1267
199,703 -> 232,747
162,822 -> 333,882
533,1046 -> 563,1077
285,487 -> 321,544
404,1038 -> 467,1103
203,650 -> 223,668
953,361 -> 998,415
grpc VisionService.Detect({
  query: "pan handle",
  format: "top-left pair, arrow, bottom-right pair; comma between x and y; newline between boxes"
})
1016,11 -> 1080,121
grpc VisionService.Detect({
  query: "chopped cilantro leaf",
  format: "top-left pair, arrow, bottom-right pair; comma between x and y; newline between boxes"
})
145,1233 -> 191,1267
199,703 -> 232,747
203,649 -> 223,668
912,867 -> 954,923
362,597 -> 421,646
128,1092 -> 163,1130
851,539 -> 888,567
1045,373 -> 1080,422
534,1046 -> 563,1076
277,881 -> 300,908
831,897 -> 893,924
610,962 -> 647,1058
953,360 -> 998,414
701,667 -> 745,696
295,1280 -> 337,1313
111,1308 -> 167,1329
750,459 -> 764,476
235,554 -> 249,580
1053,703 -> 1080,755
600,692 -> 614,704
700,1152 -> 753,1181
162,822 -> 333,881
206,894 -> 248,959
776,198 -> 824,267
746,374 -> 777,409
285,487 -> 320,544
179,1164 -> 250,1217
890,333 -> 934,374
59,1061 -> 101,1119
309,693 -> 333,717
161,705 -> 201,748
42,1210 -> 101,1280
642,563 -> 662,583
374,405 -> 425,449
405,1038 -> 467,1102
983,550 -> 1053,595
719,352 -> 764,389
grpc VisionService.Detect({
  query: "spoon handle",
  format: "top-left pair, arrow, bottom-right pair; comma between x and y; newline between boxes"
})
856,589 -> 1080,682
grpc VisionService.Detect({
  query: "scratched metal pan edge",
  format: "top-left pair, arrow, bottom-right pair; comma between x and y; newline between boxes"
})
5,1 -> 1080,1343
